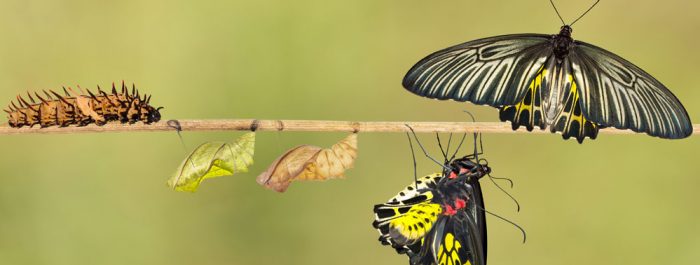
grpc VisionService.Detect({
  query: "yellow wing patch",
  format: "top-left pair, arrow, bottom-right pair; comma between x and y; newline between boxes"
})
550,75 -> 599,143
499,66 -> 546,131
387,202 -> 443,245
437,233 -> 470,265
374,189 -> 440,249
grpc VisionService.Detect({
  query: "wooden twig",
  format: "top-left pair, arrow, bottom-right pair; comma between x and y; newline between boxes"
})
0,119 -> 698,135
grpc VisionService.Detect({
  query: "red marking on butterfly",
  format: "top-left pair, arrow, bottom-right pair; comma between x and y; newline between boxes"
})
448,172 -> 457,179
454,198 -> 467,210
443,205 -> 457,216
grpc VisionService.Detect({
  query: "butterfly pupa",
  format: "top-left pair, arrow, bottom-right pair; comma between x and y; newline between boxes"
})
168,132 -> 255,192
256,133 -> 358,192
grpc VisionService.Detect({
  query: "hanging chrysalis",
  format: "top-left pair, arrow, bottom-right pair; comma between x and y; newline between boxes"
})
256,133 -> 357,192
168,132 -> 255,192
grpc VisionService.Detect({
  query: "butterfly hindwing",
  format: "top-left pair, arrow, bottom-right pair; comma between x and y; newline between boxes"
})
499,65 -> 546,131
550,74 -> 599,143
423,212 -> 484,265
407,179 -> 487,265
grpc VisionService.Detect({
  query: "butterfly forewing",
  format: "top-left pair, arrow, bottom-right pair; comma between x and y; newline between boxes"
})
387,173 -> 442,203
403,34 -> 551,106
468,177 -> 487,263
373,174 -> 444,255
570,41 -> 692,139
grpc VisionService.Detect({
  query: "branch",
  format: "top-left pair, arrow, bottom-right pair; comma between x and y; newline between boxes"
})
0,119 -> 698,135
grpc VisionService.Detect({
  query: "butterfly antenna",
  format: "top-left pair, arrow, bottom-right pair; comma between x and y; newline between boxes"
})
476,204 -> 527,243
448,133 -> 467,161
487,170 -> 521,212
462,110 -> 483,160
405,124 -> 453,171
436,133 -> 449,164
481,158 -> 514,188
406,132 -> 419,188
570,0 -> 600,26
445,133 -> 454,162
478,130 -> 485,156
549,0 -> 567,25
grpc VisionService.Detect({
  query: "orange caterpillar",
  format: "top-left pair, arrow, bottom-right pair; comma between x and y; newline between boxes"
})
4,82 -> 162,128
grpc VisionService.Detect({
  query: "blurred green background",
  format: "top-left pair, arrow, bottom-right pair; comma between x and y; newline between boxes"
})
0,0 -> 698,264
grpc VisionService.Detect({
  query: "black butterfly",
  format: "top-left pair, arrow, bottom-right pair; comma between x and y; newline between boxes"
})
402,1 -> 692,143
372,121 -> 523,265
372,155 -> 489,265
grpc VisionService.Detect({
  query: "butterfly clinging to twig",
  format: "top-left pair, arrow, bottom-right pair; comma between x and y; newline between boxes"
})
373,123 -> 524,265
402,0 -> 692,143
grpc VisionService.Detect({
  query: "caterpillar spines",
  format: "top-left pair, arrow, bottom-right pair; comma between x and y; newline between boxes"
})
5,83 -> 162,128
26,92 -> 37,104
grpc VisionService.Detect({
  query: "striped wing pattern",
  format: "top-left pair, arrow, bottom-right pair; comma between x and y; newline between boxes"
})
499,65 -> 546,131
570,42 -> 692,139
404,32 -> 692,141
550,73 -> 599,143
403,34 -> 551,106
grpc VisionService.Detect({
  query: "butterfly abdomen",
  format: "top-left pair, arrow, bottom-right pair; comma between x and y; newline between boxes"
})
498,58 -> 600,143
549,78 -> 600,143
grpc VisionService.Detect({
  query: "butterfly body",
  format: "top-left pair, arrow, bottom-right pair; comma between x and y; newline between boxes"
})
403,25 -> 692,142
551,26 -> 573,59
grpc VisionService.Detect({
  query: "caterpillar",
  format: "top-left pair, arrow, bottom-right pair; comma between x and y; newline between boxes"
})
4,82 -> 162,128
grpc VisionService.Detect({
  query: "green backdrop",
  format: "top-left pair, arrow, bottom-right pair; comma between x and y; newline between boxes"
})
0,1 -> 698,264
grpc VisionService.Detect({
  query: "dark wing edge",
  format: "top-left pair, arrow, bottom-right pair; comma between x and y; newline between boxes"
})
402,34 -> 552,107
571,41 -> 692,139
469,180 -> 487,265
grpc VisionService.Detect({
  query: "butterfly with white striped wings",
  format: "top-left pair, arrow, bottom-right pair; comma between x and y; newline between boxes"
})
402,1 -> 692,143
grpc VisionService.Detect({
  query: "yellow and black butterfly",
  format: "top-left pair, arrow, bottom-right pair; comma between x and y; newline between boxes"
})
373,157 -> 489,265
402,0 -> 692,143
373,124 -> 494,265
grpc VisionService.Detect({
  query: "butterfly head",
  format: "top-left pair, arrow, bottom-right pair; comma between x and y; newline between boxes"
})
447,156 -> 490,180
559,25 -> 573,37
